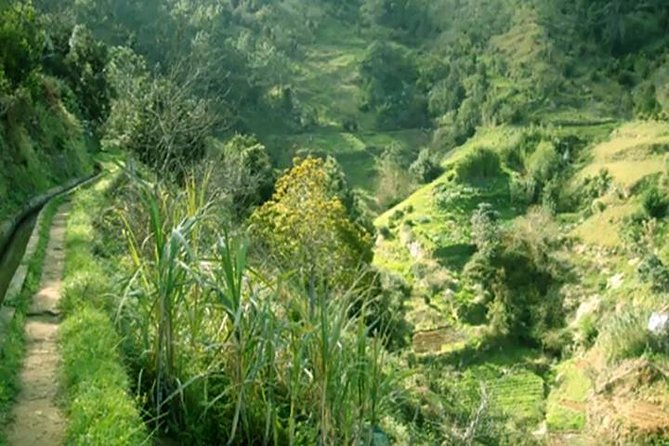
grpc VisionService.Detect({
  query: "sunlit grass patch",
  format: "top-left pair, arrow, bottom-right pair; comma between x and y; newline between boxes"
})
453,363 -> 546,423
59,175 -> 148,445
546,360 -> 591,432
575,121 -> 669,189
60,308 -> 148,445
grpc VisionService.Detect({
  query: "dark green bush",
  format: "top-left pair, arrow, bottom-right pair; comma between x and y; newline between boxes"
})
470,203 -> 500,257
378,225 -> 392,239
409,148 -> 442,183
581,169 -> 613,203
360,41 -> 427,129
461,209 -> 568,347
510,175 -> 538,206
643,184 -> 669,219
455,147 -> 502,183
633,82 -> 662,118
341,116 -> 359,132
540,328 -> 573,357
638,254 -> 669,293
366,269 -> 412,350
528,141 -> 560,184
0,2 -> 43,86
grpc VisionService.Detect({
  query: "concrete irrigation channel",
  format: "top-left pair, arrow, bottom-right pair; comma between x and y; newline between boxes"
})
0,170 -> 102,348
0,170 -> 105,446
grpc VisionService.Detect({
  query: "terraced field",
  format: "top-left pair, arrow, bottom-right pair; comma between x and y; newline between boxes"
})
455,365 -> 546,422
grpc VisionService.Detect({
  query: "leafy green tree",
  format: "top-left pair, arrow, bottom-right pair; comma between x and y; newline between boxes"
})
409,148 -> 442,183
251,157 -> 373,296
103,46 -> 217,175
463,208 -> 568,347
42,23 -> 110,130
470,203 -> 501,259
360,0 -> 432,36
210,134 -> 274,218
0,1 -> 43,86
359,41 -> 427,129
323,155 -> 373,232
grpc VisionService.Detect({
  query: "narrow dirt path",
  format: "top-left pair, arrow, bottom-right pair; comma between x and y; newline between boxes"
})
6,204 -> 70,446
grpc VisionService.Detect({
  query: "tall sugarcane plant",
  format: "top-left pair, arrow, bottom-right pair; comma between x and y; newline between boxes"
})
117,171 -> 399,444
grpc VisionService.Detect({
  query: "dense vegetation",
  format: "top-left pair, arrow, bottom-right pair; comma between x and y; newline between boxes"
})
1,0 -> 669,444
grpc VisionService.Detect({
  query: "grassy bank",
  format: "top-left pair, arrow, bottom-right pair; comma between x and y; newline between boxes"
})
58,175 -> 148,445
0,196 -> 62,445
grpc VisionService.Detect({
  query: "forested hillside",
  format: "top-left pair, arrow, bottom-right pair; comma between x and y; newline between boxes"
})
0,1 -> 103,216
1,0 -> 669,444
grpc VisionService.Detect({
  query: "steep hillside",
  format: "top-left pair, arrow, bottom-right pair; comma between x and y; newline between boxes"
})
2,0 -> 669,444
373,119 -> 669,443
0,2 -> 104,217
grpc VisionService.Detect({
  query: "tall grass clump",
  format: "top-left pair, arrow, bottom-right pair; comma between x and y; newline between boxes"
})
117,172 -> 400,445
455,147 -> 502,183
598,305 -> 650,364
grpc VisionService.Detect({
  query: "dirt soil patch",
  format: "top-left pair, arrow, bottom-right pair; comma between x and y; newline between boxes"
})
588,359 -> 669,443
413,326 -> 464,354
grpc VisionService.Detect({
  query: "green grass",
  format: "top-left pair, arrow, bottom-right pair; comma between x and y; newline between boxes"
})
0,74 -> 94,218
453,363 -> 546,423
58,173 -> 148,445
573,121 -> 669,189
265,128 -> 428,192
60,308 -> 148,445
0,196 -> 63,445
293,16 -> 370,129
545,360 -> 591,432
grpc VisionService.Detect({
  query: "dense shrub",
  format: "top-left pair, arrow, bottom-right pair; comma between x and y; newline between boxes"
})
44,24 -> 111,130
598,306 -> 650,364
510,175 -> 538,206
104,48 -> 217,176
461,208 -> 568,346
409,148 -> 442,183
470,203 -> 500,257
528,141 -> 560,184
632,81 -> 662,118
455,147 -> 502,183
580,169 -> 613,203
366,269 -> 412,350
208,134 -> 274,218
360,41 -> 427,129
638,254 -> 669,293
341,116 -> 359,132
0,2 -> 44,86
642,184 -> 669,218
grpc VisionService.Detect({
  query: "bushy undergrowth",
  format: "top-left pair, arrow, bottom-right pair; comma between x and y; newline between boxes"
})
643,184 -> 669,219
0,2 -> 101,217
59,176 -> 148,445
107,172 -> 403,445
598,305 -> 651,364
455,147 -> 502,183
460,207 -> 570,349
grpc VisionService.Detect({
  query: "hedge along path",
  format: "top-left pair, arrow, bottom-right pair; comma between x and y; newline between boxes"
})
6,203 -> 71,445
